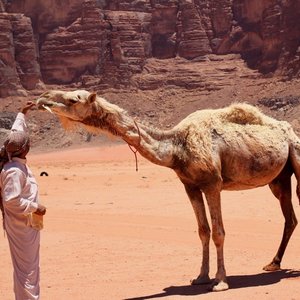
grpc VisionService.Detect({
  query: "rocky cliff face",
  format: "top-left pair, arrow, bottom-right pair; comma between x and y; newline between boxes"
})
0,12 -> 41,97
0,0 -> 299,97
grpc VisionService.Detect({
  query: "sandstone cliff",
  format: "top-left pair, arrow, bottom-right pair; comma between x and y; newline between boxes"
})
0,0 -> 299,97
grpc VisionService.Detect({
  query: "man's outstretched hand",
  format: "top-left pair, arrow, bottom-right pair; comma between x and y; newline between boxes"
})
21,101 -> 36,115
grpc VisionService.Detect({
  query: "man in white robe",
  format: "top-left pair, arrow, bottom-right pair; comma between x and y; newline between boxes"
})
0,102 -> 46,300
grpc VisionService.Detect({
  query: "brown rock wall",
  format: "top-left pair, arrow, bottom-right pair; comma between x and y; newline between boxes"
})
0,0 -> 299,96
276,0 -> 300,78
7,0 -> 83,34
91,10 -> 152,88
151,6 -> 178,58
0,0 -> 5,12
210,0 -> 233,38
105,0 -> 152,12
40,2 -> 108,84
0,13 -> 40,97
132,54 -> 259,91
10,14 -> 41,89
177,2 -> 211,59
0,15 -> 21,97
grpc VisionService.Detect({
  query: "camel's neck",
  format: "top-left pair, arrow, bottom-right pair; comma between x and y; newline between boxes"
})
82,112 -> 176,167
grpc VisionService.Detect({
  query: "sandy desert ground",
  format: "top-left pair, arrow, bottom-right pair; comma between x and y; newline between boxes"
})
0,143 -> 300,300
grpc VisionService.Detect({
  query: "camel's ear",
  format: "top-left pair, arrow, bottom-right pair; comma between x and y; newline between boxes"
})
87,92 -> 97,104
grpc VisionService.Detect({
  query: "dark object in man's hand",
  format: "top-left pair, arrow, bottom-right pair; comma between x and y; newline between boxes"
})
35,204 -> 46,216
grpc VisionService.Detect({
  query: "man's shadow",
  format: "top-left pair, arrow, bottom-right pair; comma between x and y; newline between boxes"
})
124,269 -> 300,300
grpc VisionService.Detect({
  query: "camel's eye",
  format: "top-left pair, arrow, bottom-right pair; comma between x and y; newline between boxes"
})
69,99 -> 78,104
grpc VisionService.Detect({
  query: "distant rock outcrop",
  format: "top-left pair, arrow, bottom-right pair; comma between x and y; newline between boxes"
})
0,13 -> 41,97
0,0 -> 299,97
39,1 -> 109,84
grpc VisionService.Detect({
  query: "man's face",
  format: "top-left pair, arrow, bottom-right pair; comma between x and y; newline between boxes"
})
19,142 -> 30,158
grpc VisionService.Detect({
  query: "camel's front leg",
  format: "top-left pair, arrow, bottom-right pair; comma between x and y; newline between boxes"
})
184,184 -> 211,285
205,187 -> 229,292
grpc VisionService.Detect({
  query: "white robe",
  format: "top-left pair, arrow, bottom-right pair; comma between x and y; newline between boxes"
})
0,112 -> 40,300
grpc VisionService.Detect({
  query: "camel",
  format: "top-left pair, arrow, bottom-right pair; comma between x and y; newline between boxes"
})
36,89 -> 300,291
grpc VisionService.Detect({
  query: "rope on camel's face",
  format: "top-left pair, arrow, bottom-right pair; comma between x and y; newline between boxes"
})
126,119 -> 141,172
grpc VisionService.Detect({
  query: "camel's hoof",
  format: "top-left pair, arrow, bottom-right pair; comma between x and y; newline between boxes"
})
210,280 -> 229,292
263,262 -> 281,272
190,275 -> 211,285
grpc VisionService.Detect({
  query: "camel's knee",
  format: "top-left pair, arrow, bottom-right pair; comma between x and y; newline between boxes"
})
287,214 -> 298,230
198,225 -> 211,244
284,214 -> 298,239
212,229 -> 225,247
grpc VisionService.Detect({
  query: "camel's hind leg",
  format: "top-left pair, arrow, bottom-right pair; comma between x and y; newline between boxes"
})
264,167 -> 298,271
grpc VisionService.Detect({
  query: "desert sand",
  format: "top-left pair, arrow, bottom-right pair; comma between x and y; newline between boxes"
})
0,143 -> 299,300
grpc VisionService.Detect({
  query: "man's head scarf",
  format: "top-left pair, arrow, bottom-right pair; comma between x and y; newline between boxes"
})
4,131 -> 30,161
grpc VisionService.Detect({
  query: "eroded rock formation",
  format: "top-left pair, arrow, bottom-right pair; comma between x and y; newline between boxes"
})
0,13 -> 41,97
0,0 -> 299,97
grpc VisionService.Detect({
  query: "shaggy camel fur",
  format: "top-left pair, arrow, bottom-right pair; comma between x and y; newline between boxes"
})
36,90 -> 300,291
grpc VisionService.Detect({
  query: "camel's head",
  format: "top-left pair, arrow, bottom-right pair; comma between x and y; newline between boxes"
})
36,89 -> 125,134
36,89 -> 97,122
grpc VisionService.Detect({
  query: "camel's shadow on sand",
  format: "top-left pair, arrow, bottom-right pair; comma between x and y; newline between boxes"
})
124,269 -> 300,300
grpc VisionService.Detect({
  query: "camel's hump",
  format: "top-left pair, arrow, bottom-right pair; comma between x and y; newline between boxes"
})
178,103 -> 277,128
221,103 -> 268,125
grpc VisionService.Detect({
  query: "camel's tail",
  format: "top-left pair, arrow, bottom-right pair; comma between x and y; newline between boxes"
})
289,132 -> 300,205
291,163 -> 300,205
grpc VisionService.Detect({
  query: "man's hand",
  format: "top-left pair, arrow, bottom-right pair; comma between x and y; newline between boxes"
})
21,101 -> 36,115
35,204 -> 46,216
